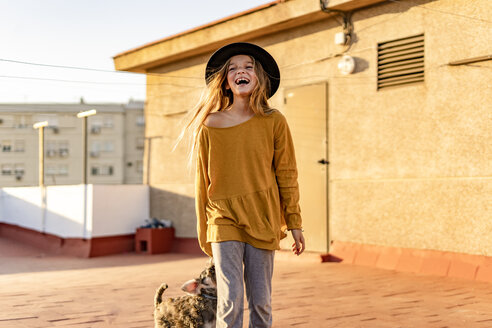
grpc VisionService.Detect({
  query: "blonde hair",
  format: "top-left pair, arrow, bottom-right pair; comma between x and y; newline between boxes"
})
173,55 -> 276,170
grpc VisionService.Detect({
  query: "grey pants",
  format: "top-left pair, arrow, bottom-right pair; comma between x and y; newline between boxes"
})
211,241 -> 275,328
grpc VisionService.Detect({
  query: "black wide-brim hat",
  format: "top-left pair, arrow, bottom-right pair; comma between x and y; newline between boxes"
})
205,42 -> 280,98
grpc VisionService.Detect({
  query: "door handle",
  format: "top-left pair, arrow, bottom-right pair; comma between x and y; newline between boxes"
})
317,159 -> 329,165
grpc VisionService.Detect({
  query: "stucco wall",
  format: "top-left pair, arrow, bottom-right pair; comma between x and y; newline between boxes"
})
326,0 -> 491,255
143,0 -> 491,254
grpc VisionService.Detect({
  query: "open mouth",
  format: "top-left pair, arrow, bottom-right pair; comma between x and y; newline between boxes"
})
235,78 -> 250,85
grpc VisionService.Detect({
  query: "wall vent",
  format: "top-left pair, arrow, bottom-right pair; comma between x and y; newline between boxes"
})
377,34 -> 424,90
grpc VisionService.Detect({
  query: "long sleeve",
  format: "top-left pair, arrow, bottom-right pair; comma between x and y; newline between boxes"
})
273,113 -> 303,230
195,127 -> 213,257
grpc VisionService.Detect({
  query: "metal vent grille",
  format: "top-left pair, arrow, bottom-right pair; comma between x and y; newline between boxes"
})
377,34 -> 424,90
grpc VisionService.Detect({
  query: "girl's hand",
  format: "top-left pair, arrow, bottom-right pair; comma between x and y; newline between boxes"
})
291,229 -> 305,256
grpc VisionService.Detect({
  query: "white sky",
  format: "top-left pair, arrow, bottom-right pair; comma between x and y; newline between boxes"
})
0,0 -> 272,103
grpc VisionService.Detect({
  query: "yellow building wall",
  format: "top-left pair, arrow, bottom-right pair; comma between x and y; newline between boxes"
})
326,0 -> 491,256
144,0 -> 491,254
145,58 -> 206,237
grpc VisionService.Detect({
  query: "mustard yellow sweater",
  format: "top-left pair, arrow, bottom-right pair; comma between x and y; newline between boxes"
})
195,110 -> 302,257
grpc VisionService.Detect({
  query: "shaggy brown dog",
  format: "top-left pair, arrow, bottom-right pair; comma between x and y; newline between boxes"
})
154,261 -> 216,328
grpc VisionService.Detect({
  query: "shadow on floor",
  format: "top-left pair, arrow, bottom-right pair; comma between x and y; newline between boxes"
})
0,237 -> 207,275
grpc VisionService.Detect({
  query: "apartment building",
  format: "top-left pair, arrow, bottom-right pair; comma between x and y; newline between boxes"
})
0,100 -> 145,187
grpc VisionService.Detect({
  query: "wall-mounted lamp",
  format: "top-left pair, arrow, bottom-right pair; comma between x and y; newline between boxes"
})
338,55 -> 356,75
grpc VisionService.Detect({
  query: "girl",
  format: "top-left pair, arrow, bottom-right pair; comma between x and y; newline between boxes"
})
178,42 -> 305,328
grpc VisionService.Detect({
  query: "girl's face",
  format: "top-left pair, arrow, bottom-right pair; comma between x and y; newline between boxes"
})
225,55 -> 258,98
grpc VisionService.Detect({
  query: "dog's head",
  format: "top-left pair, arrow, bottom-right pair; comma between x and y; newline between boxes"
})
181,259 -> 216,298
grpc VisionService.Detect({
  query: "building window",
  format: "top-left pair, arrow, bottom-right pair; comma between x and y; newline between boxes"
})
2,140 -> 12,152
91,165 -> 114,176
136,160 -> 143,174
91,166 -> 99,176
59,141 -> 69,157
90,141 -> 100,158
91,141 -> 101,151
58,164 -> 68,176
136,115 -> 145,127
15,115 -> 30,129
14,140 -> 25,152
101,165 -> 113,176
136,137 -> 145,150
90,123 -> 102,134
14,163 -> 25,177
103,116 -> 114,128
103,140 -> 114,152
44,164 -> 68,176
46,140 -> 57,157
0,116 -> 15,127
46,164 -> 57,176
1,164 -> 12,175
44,140 -> 69,157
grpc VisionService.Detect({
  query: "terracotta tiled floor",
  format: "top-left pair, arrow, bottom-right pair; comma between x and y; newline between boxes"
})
1,237 -> 491,328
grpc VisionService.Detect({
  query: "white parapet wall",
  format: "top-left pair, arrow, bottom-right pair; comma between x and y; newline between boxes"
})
91,184 -> 150,237
46,185 -> 89,238
0,186 -> 44,232
0,184 -> 150,239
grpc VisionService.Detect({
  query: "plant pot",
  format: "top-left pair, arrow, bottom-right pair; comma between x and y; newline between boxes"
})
135,227 -> 175,254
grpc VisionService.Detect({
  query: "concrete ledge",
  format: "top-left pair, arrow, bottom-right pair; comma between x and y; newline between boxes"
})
90,234 -> 135,257
324,240 -> 492,283
0,223 -> 129,257
171,237 -> 203,255
0,222 -> 204,257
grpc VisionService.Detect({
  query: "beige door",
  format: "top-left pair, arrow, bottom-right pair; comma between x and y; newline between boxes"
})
280,82 -> 329,253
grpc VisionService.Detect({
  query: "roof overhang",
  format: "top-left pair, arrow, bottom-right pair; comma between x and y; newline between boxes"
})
113,0 -> 387,72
